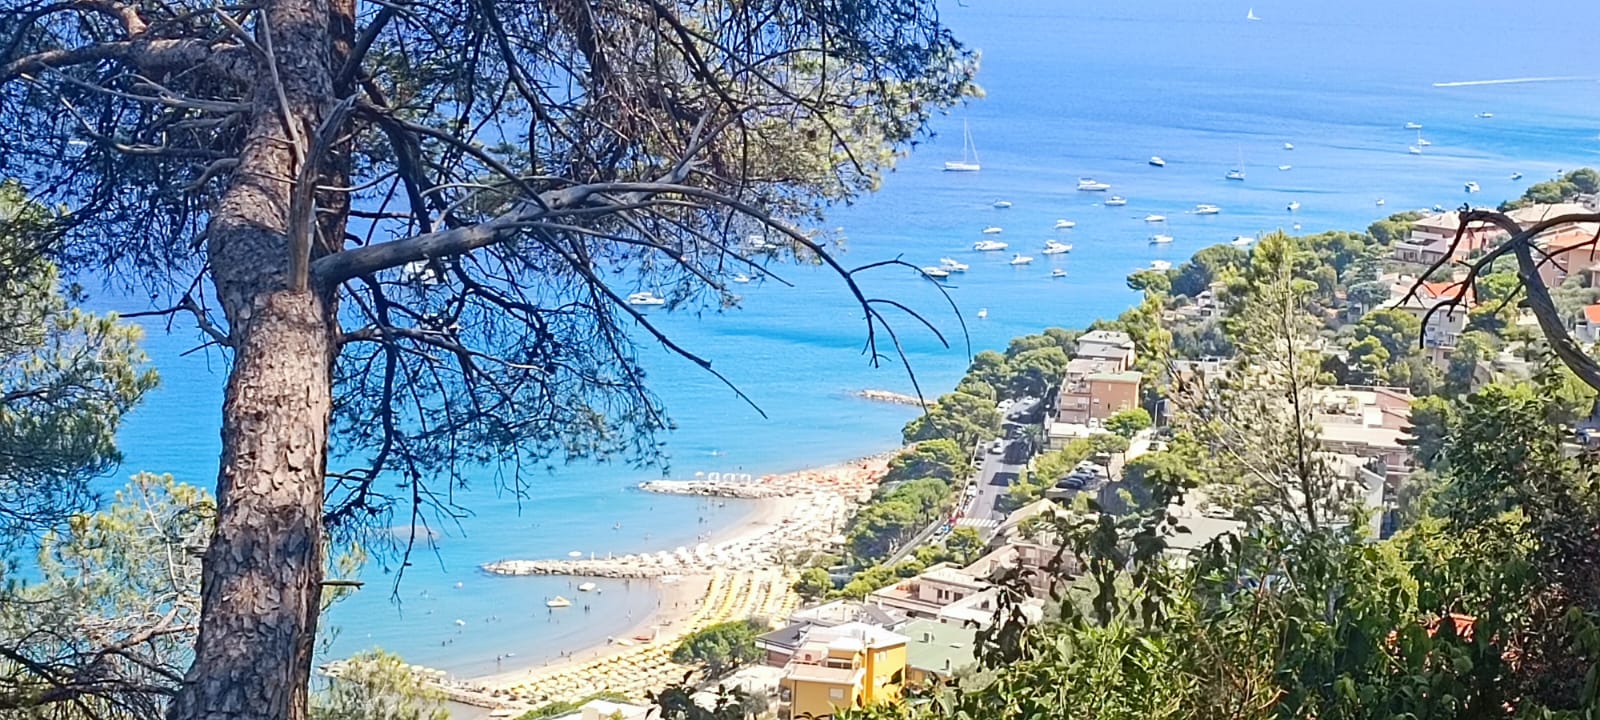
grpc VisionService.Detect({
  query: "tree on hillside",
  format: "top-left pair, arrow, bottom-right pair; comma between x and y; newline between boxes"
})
965,350 -> 1012,390
792,567 -> 833,601
885,440 -> 967,484
0,2 -> 973,715
0,183 -> 156,549
0,474 -> 210,718
1170,244 -> 1247,298
1004,328 -> 1080,359
1002,346 -> 1070,400
1367,210 -> 1424,246
944,526 -> 984,565
1126,268 -> 1172,296
1103,408 -> 1152,438
311,650 -> 448,720
902,392 -> 1002,450
671,619 -> 765,679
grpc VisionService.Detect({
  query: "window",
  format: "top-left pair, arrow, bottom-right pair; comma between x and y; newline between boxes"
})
829,687 -> 845,700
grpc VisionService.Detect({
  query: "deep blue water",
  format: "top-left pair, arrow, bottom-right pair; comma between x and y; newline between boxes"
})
97,0 -> 1600,679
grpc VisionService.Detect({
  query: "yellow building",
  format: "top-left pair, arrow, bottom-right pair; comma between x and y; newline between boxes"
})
779,622 -> 908,720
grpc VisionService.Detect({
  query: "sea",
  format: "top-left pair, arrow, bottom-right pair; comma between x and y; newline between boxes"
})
93,0 -> 1600,683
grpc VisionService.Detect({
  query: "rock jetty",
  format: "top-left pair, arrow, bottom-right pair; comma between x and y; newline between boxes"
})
856,389 -> 927,407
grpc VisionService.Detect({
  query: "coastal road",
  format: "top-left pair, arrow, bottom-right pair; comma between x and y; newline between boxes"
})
963,445 -> 1026,542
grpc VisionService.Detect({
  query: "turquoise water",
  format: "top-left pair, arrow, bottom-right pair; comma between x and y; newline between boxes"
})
98,0 -> 1600,680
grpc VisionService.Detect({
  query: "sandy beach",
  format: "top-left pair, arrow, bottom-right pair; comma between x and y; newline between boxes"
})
425,451 -> 896,709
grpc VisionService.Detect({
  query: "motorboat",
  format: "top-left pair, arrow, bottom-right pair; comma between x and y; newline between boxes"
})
1231,235 -> 1255,247
1476,112 -> 1494,119
1149,260 -> 1172,271
1287,201 -> 1301,211
1053,219 -> 1077,229
1225,169 -> 1246,181
939,257 -> 969,272
1376,198 -> 1386,206
1077,178 -> 1112,191
1193,204 -> 1221,215
973,240 -> 1009,251
1464,181 -> 1480,193
1009,254 -> 1034,265
1405,122 -> 1423,130
731,273 -> 751,284
1417,137 -> 1432,147
626,292 -> 666,306
1511,172 -> 1524,181
1104,196 -> 1128,206
1051,268 -> 1067,278
1408,145 -> 1422,155
921,266 -> 951,278
546,596 -> 572,608
1433,204 -> 1446,212
982,226 -> 1003,234
1292,222 -> 1302,231
1042,240 -> 1072,254
1149,156 -> 1166,167
945,118 -> 981,172
977,308 -> 988,320
1278,164 -> 1293,171
1149,234 -> 1174,244
1144,214 -> 1167,222
577,582 -> 597,592
993,200 -> 1012,209
1283,142 -> 1295,150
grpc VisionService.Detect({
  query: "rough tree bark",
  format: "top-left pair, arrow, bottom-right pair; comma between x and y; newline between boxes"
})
167,0 -> 341,718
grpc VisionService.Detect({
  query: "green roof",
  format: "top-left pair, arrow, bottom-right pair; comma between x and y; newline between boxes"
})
901,619 -> 979,675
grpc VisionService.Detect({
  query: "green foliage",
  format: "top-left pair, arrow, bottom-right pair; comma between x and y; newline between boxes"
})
944,526 -> 985,565
1003,346 -> 1070,399
1500,168 -> 1598,210
1004,328 -> 1079,360
1103,408 -> 1152,438
1444,331 -> 1496,395
520,692 -> 635,720
901,391 -> 1002,449
1170,244 -> 1248,298
1367,210 -> 1424,246
670,619 -> 766,678
837,563 -> 905,599
1353,308 -> 1422,358
848,478 -> 954,561
313,651 -> 449,720
1403,395 -> 1453,470
1,474 -> 211,718
792,567 -> 834,601
1126,268 -> 1172,295
884,440 -> 967,485
0,182 -> 158,548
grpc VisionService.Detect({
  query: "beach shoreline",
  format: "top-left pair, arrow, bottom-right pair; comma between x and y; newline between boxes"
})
427,450 -> 897,708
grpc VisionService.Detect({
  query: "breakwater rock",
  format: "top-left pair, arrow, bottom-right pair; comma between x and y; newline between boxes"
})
482,559 -> 675,578
855,389 -> 927,407
637,479 -> 798,499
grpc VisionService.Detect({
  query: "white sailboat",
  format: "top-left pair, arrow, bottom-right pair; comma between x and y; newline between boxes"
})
921,266 -> 951,278
944,119 -> 981,172
1247,8 -> 1261,20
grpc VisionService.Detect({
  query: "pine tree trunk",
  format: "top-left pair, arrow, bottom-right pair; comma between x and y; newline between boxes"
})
169,0 -> 339,718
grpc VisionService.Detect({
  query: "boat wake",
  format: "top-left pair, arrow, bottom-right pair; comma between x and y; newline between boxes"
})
1432,76 -> 1591,88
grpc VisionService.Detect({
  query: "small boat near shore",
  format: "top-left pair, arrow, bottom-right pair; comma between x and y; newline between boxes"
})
993,200 -> 1012,209
577,582 -> 597,592
626,292 -> 666,306
939,257 -> 969,272
1225,169 -> 1245,181
546,596 -> 572,608
1232,235 -> 1255,247
1042,240 -> 1072,255
1287,201 -> 1301,212
1149,156 -> 1166,167
982,226 -> 1003,234
1144,214 -> 1167,223
1054,219 -> 1076,229
1193,204 -> 1221,215
1405,121 -> 1423,130
974,240 -> 1008,251
1149,260 -> 1172,271
921,266 -> 951,278
1283,142 -> 1294,150
1149,234 -> 1174,244
1464,181 -> 1480,193
1009,254 -> 1034,265
1051,268 -> 1067,278
1077,178 -> 1112,191
1104,196 -> 1128,206
945,119 -> 981,172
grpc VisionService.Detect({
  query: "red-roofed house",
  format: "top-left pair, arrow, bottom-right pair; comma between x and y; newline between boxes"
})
1578,304 -> 1600,346
1390,212 -> 1509,266
1385,280 -> 1475,351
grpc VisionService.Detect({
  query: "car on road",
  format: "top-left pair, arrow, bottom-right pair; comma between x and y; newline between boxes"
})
988,438 -> 1007,454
